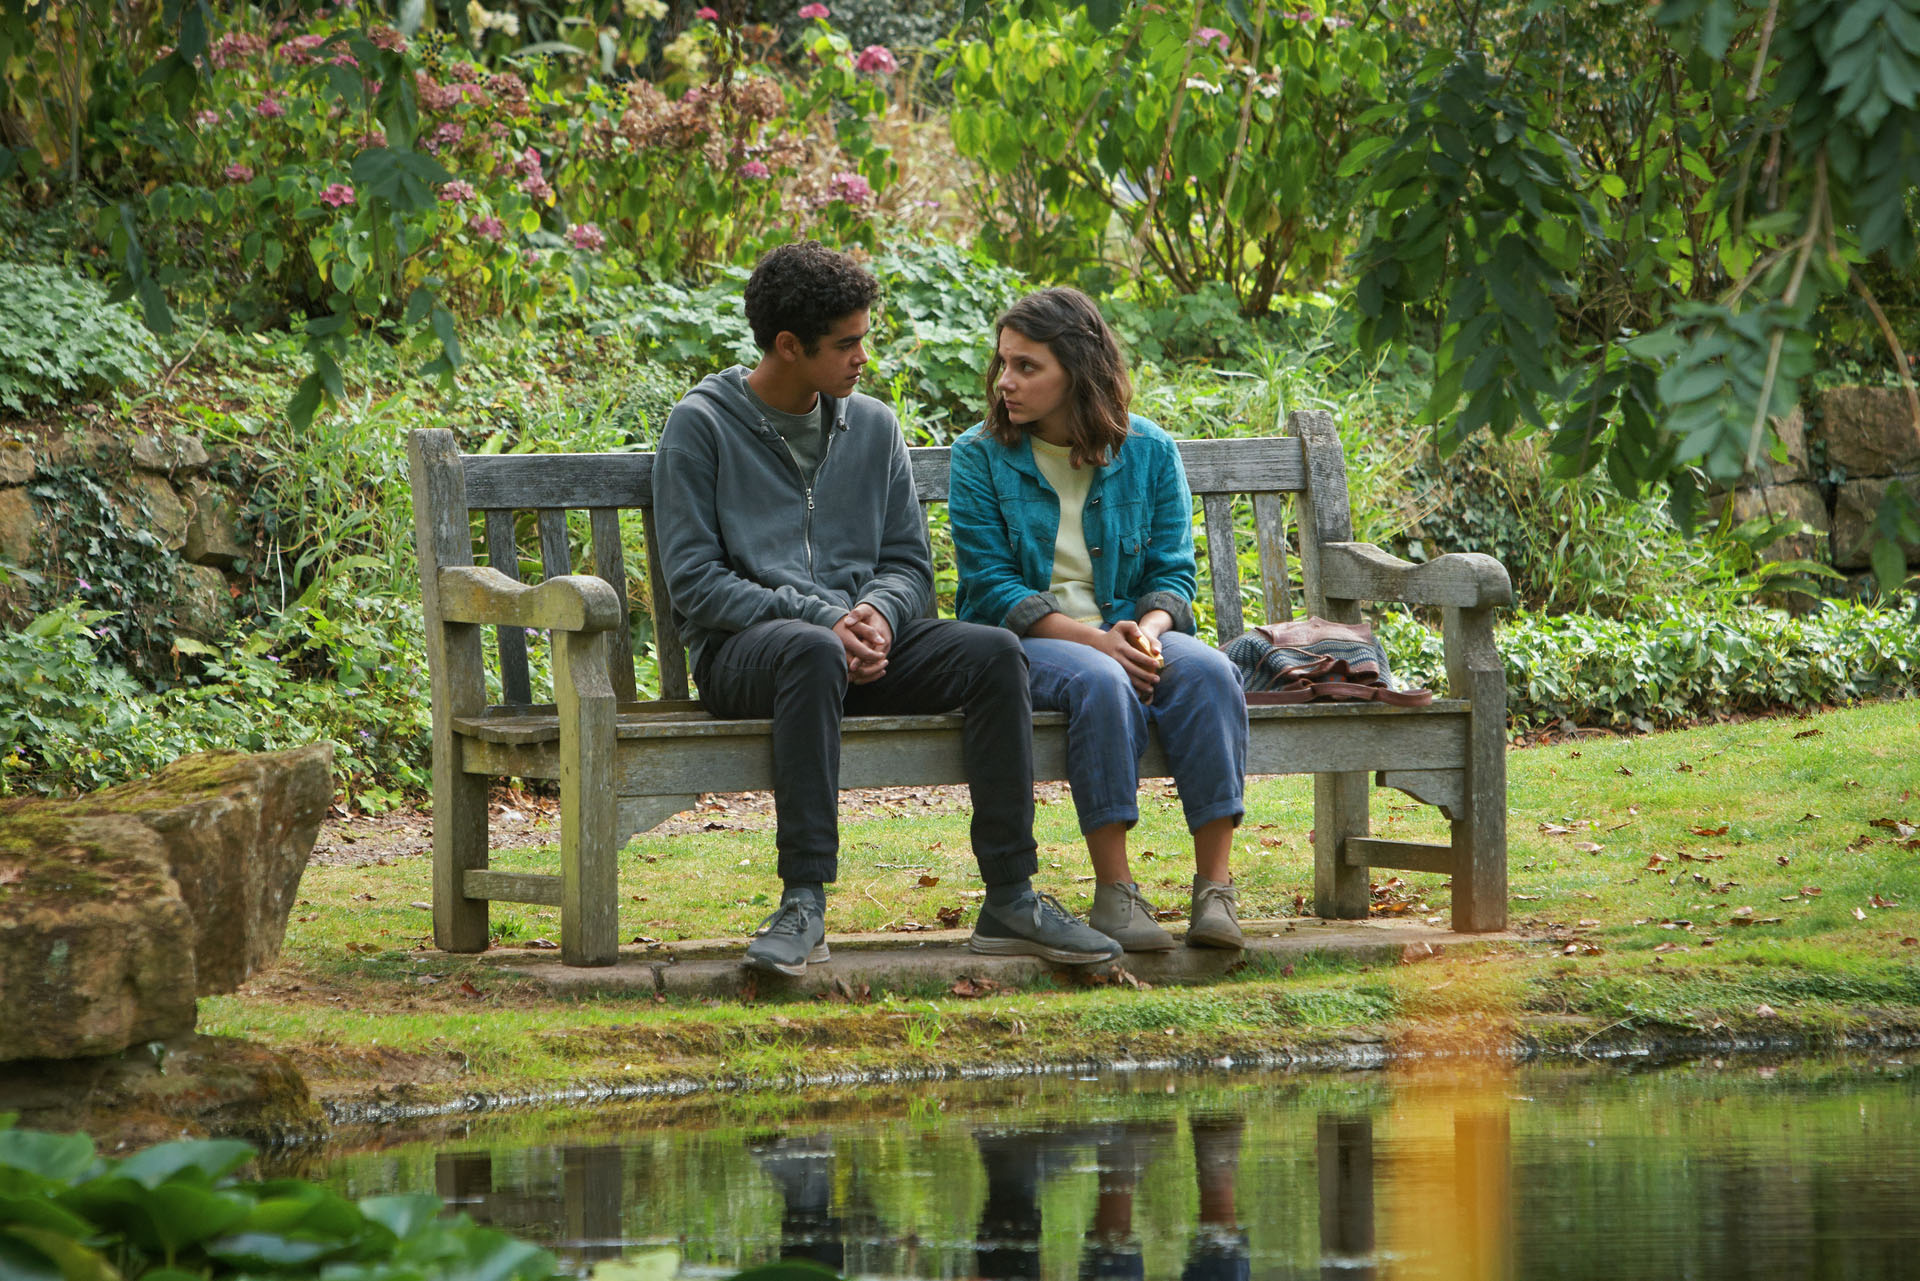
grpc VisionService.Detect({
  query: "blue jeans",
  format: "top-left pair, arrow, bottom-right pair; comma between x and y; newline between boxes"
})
1021,628 -> 1248,836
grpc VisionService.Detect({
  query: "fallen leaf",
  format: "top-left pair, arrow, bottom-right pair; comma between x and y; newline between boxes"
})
1398,942 -> 1439,964
1616,766 -> 1634,776
1798,812 -> 1822,822
936,905 -> 964,928
1574,841 -> 1605,854
1653,942 -> 1687,953
1868,817 -> 1918,839
1729,906 -> 1755,925
1578,918 -> 1601,927
1755,1003 -> 1778,1018
409,900 -> 431,911
1853,907 -> 1868,921
1871,894 -> 1901,908
1645,852 -> 1673,868
1689,825 -> 1729,837
0,864 -> 22,886
950,976 -> 998,998
1777,854 -> 1792,866
458,981 -> 482,997
1902,937 -> 1918,947
526,937 -> 558,950
1539,822 -> 1574,835
1792,728 -> 1822,740
917,874 -> 940,888
1512,893 -> 1542,901
1674,762 -> 1694,773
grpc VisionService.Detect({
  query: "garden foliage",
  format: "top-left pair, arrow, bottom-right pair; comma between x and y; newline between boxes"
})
0,265 -> 159,415
0,1118 -> 561,1281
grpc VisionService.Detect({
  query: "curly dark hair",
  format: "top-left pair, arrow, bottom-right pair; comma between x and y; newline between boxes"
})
985,287 -> 1132,468
743,241 -> 881,353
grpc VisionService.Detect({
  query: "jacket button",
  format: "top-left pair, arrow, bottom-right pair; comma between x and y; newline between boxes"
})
1089,546 -> 1102,557
1089,496 -> 1100,506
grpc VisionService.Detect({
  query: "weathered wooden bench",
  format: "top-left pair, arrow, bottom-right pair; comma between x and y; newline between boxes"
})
408,410 -> 1511,966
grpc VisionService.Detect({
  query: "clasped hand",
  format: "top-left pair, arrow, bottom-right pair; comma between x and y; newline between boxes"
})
1100,618 -> 1163,699
833,603 -> 892,684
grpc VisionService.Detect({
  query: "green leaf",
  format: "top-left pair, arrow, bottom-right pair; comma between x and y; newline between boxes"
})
288,373 -> 324,430
0,1131 -> 96,1183
112,1138 -> 253,1189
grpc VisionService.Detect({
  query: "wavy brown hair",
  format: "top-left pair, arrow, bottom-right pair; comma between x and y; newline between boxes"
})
984,287 -> 1132,468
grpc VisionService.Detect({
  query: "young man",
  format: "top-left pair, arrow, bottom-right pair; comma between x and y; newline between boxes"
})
652,241 -> 1121,976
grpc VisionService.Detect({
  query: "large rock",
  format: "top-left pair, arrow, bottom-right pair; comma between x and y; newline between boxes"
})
1812,388 -> 1920,476
0,485 -> 42,566
0,745 -> 333,1061
183,479 -> 248,568
1832,475 -> 1920,569
116,472 -> 189,551
0,440 -> 34,486
1753,406 -> 1811,486
0,816 -> 200,1059
131,432 -> 210,474
172,562 -> 236,638
1705,482 -> 1831,563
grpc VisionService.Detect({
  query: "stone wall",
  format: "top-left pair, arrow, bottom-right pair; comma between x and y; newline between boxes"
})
1710,387 -> 1920,574
0,427 -> 253,636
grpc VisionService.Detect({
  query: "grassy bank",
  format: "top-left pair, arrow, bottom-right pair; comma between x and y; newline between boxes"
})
197,699 -> 1920,1111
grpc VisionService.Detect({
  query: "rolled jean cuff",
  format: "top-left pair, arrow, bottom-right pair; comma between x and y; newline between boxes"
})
1134,590 -> 1194,634
1001,592 -> 1061,636
1075,803 -> 1140,837
1183,798 -> 1244,834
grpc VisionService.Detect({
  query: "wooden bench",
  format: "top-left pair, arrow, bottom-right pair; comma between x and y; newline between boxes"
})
407,410 -> 1512,967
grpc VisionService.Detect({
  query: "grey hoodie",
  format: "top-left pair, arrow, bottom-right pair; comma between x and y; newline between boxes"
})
653,368 -> 934,682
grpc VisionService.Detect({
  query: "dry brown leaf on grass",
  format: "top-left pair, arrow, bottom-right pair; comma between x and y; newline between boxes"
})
1868,817 -> 1917,838
950,976 -> 998,999
0,863 -> 22,886
916,874 -> 940,887
936,905 -> 964,929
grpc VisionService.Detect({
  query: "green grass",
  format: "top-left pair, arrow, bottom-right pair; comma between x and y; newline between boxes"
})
198,700 -> 1920,1106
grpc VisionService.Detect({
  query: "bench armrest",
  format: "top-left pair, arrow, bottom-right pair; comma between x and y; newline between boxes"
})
1320,542 -> 1513,609
437,566 -> 623,632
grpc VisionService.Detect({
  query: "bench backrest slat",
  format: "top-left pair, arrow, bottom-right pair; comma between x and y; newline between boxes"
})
429,414 -> 1345,708
483,509 -> 534,705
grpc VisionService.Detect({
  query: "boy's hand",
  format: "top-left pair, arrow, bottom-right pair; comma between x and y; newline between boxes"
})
834,610 -> 889,684
846,602 -> 893,654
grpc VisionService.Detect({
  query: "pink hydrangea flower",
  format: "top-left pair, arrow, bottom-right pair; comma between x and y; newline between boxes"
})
319,182 -> 355,207
224,162 -> 254,183
517,146 -> 544,179
738,160 -> 771,179
439,180 -> 477,203
194,109 -> 221,128
280,33 -> 327,65
209,31 -> 267,68
798,3 -> 828,18
358,128 -> 388,149
521,175 -> 555,203
257,95 -> 286,118
854,44 -> 896,73
828,170 -> 871,205
1193,26 -> 1227,51
565,222 -> 606,251
696,5 -> 719,17
422,121 -> 465,153
470,214 -> 506,241
369,24 -> 407,51
523,248 -> 546,266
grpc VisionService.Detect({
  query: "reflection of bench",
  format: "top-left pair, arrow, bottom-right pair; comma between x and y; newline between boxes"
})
408,409 -> 1511,966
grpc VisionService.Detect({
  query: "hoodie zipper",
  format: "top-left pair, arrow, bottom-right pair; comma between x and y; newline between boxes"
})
765,408 -> 838,581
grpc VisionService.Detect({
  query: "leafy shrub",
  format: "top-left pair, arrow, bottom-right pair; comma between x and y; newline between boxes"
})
867,236 -> 1027,430
0,264 -> 158,415
1376,598 -> 1920,733
0,1122 -> 560,1281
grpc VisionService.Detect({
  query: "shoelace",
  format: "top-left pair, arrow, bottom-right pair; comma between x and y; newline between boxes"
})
1194,882 -> 1238,917
754,899 -> 814,937
1030,891 -> 1079,925
1114,881 -> 1155,922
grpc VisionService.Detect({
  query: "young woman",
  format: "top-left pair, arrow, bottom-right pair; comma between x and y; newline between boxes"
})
948,287 -> 1250,951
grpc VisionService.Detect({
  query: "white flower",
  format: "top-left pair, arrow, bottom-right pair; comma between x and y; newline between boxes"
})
1183,76 -> 1222,95
1256,81 -> 1281,98
624,0 -> 668,18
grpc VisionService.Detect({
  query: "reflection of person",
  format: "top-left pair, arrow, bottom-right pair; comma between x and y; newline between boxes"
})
748,1132 -> 845,1273
654,244 -> 1121,976
1080,1122 -> 1176,1281
1183,1115 -> 1251,1281
973,1126 -> 1097,1280
950,287 -> 1251,952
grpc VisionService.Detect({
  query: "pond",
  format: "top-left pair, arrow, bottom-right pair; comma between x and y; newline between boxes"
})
291,1055 -> 1919,1280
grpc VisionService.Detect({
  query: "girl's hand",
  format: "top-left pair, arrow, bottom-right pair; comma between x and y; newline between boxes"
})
1102,620 -> 1162,699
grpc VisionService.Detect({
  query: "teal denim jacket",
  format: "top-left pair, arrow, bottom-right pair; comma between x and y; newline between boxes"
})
949,414 -> 1198,635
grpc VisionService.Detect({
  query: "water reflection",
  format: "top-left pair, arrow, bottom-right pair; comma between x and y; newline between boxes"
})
317,1058 -> 1920,1280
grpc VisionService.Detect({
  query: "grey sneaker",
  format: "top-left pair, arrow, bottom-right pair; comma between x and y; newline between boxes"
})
1186,876 -> 1244,949
970,890 -> 1122,964
744,896 -> 829,976
1089,881 -> 1176,952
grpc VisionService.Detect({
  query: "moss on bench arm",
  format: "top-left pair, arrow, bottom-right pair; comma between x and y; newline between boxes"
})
1320,542 -> 1514,610
437,566 -> 624,632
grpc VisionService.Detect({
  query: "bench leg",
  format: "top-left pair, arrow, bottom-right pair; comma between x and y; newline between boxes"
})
557,628 -> 619,967
432,744 -> 491,953
1446,605 -> 1508,932
1314,771 -> 1371,919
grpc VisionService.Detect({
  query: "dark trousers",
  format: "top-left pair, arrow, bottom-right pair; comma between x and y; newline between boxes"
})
696,615 -> 1040,887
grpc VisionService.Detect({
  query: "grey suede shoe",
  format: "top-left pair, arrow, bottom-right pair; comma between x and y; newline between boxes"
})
1186,875 -> 1244,949
744,896 -> 829,976
1088,881 -> 1177,952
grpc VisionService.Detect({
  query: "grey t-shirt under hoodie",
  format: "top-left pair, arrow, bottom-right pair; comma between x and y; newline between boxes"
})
726,367 -> 827,480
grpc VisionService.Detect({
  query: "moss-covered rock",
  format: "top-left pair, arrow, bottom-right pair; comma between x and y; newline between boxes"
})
0,744 -> 333,1061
